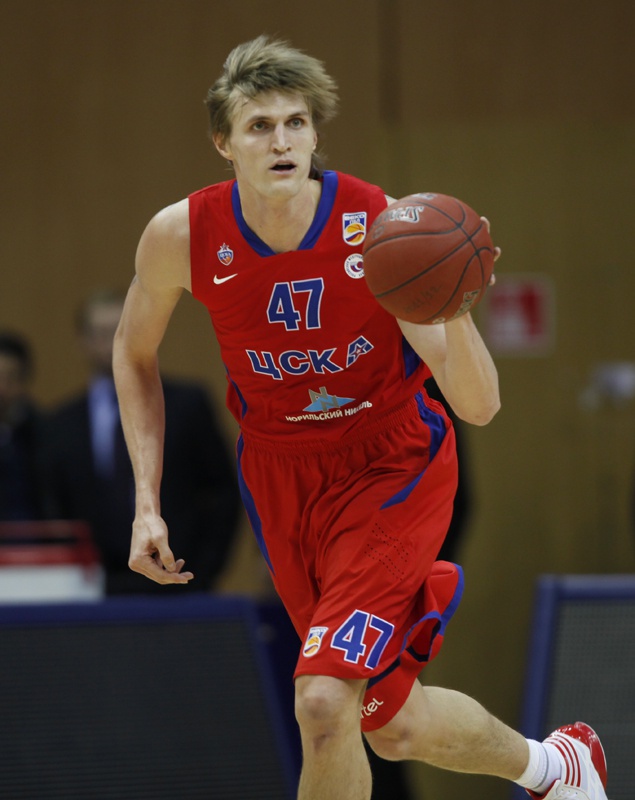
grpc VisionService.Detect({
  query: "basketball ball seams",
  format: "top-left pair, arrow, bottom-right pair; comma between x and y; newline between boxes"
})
363,206 -> 468,258
362,193 -> 494,324
371,221 -> 488,300
402,255 -> 472,322
414,196 -> 468,229
414,250 -> 488,323
363,226 -> 463,258
372,234 -> 476,299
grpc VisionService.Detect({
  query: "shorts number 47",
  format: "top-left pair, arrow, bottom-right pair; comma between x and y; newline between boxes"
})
332,610 -> 394,669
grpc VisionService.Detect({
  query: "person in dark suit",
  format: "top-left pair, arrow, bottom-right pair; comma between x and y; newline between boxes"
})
42,289 -> 242,595
0,331 -> 46,521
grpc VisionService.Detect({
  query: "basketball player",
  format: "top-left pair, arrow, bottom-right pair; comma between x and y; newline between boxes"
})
113,36 -> 609,800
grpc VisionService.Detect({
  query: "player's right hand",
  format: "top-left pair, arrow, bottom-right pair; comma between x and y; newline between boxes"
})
481,216 -> 500,286
129,513 -> 194,585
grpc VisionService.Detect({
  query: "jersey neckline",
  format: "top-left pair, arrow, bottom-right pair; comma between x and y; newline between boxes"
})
231,170 -> 338,257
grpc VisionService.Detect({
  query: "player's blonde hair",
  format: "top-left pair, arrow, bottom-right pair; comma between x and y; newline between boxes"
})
205,35 -> 339,176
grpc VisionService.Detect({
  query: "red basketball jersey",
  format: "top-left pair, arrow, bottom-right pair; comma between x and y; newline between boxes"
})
189,170 -> 435,441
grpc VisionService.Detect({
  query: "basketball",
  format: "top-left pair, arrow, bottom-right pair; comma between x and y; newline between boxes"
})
362,193 -> 495,324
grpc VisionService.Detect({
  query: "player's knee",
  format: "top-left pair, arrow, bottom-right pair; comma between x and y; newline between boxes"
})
366,720 -> 416,762
295,675 -> 362,735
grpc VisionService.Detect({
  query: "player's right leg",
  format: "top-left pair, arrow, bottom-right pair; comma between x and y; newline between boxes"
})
295,674 -> 371,800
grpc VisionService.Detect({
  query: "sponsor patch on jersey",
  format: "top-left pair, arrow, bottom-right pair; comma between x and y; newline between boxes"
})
303,386 -> 355,413
303,626 -> 328,658
344,253 -> 365,279
284,386 -> 373,423
343,212 -> 367,246
217,243 -> 234,266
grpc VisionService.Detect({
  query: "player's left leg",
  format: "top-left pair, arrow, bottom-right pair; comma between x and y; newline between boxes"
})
365,682 -> 609,799
295,674 -> 371,800
365,680 -> 528,778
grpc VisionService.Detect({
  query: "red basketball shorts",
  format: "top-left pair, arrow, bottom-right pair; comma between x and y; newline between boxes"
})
237,394 -> 462,732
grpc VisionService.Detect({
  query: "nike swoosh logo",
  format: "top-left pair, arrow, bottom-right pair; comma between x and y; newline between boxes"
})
213,273 -> 238,284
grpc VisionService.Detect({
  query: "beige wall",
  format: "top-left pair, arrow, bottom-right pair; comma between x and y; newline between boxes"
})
3,2 -> 635,798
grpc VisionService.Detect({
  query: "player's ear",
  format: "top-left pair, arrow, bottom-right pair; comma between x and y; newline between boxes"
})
213,133 -> 232,161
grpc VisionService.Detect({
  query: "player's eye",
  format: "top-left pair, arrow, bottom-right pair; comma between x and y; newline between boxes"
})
289,118 -> 304,128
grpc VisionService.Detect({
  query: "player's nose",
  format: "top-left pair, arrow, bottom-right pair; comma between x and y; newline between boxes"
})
272,123 -> 290,152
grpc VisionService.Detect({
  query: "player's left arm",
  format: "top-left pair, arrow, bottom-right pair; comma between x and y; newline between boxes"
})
398,314 -> 500,426
395,212 -> 500,425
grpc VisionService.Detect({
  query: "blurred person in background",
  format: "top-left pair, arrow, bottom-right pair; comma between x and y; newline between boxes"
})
0,331 -> 45,521
41,289 -> 242,594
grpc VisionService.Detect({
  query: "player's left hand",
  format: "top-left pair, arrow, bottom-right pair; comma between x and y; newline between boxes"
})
129,512 -> 194,585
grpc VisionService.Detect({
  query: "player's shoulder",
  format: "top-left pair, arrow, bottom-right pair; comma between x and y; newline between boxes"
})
136,198 -> 192,289
188,179 -> 234,201
144,197 -> 190,241
331,171 -> 389,214
138,198 -> 191,263
188,179 -> 236,237
334,170 -> 385,195
144,178 -> 234,243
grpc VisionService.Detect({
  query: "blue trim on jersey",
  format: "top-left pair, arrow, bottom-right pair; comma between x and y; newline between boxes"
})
231,171 -> 339,256
227,367 -> 248,418
236,435 -> 274,574
416,391 -> 446,461
379,391 -> 447,509
401,337 -> 421,379
367,564 -> 464,688
301,171 -> 338,248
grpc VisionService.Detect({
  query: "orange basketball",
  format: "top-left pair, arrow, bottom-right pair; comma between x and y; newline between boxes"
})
362,193 -> 494,324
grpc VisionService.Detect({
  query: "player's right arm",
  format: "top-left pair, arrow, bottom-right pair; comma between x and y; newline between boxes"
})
113,199 -> 194,585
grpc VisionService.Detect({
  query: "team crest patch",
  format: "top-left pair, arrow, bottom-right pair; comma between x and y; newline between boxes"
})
217,243 -> 234,266
303,626 -> 328,658
344,253 -> 364,279
343,212 -> 367,246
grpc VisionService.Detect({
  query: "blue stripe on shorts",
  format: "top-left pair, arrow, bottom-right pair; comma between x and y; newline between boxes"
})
380,391 -> 447,510
236,435 -> 274,574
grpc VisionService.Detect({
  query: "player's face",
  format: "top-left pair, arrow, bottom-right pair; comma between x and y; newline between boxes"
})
215,91 -> 318,203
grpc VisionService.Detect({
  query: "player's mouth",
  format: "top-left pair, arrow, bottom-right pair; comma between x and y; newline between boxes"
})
270,161 -> 297,173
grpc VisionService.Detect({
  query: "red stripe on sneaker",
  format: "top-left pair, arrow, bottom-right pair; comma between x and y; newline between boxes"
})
551,740 -> 572,784
552,733 -> 582,787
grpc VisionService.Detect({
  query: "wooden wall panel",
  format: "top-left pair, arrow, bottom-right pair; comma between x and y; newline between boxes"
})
392,0 -> 634,121
0,0 -> 382,413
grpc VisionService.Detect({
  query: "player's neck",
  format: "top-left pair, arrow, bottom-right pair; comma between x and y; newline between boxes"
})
239,179 -> 322,254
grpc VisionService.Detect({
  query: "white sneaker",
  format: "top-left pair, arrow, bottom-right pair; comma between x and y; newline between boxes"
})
526,722 -> 608,800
